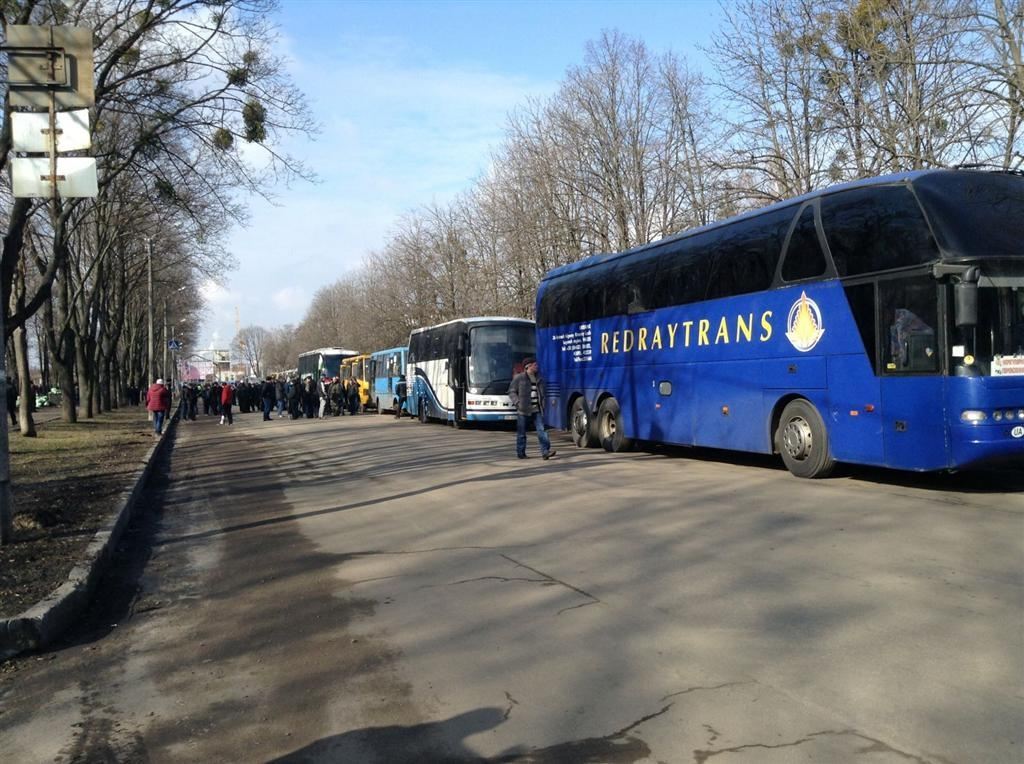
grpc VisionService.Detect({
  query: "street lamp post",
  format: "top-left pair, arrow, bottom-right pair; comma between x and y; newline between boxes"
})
146,238 -> 154,421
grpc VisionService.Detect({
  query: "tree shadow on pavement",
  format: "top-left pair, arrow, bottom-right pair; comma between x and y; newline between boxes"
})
269,705 -> 653,764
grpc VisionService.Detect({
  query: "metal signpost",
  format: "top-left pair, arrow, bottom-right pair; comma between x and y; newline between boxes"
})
1,25 -> 95,542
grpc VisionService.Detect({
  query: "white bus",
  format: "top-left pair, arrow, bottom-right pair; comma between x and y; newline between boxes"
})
406,317 -> 536,427
296,347 -> 359,379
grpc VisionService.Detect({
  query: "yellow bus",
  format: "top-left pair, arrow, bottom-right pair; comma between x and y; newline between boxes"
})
341,354 -> 372,409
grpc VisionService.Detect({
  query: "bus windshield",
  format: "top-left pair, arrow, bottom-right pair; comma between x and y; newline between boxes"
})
468,324 -> 536,392
914,172 -> 1024,258
962,286 -> 1024,376
322,355 -> 343,377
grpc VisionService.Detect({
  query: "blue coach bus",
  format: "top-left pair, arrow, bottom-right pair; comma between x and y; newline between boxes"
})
407,317 -> 536,427
369,346 -> 408,414
536,169 -> 1024,477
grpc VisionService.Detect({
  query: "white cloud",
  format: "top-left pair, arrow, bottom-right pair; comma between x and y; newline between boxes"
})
272,286 -> 306,312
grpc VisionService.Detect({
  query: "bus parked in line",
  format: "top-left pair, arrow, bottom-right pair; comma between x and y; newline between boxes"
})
407,317 -> 536,427
341,354 -> 372,409
297,348 -> 358,380
536,169 -> 1024,477
369,346 -> 408,414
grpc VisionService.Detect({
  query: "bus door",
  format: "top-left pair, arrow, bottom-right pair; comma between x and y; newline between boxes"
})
878,276 -> 949,470
450,335 -> 467,423
824,282 -> 884,466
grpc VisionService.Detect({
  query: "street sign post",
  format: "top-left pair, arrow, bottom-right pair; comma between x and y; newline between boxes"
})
4,24 -> 97,201
168,339 -> 183,351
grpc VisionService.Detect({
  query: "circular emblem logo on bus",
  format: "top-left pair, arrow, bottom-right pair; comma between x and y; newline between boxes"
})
785,291 -> 825,352
1012,425 -> 1024,439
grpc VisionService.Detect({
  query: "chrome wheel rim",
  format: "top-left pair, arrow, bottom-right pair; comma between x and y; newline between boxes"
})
782,416 -> 813,461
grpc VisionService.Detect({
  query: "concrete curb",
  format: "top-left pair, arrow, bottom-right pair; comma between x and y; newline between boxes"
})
0,411 -> 179,660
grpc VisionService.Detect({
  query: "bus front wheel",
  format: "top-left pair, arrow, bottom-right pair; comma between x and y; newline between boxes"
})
775,399 -> 835,479
597,397 -> 633,453
570,397 -> 598,448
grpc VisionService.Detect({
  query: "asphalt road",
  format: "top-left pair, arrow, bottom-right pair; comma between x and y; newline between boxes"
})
1,410 -> 1022,763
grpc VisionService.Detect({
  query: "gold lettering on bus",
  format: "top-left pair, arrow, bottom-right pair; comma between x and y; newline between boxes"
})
595,310 -> 776,356
736,314 -> 753,343
716,317 -> 730,344
698,319 -> 710,346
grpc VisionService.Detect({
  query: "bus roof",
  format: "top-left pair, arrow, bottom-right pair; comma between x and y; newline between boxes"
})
298,347 -> 360,357
540,169 -> 1016,282
370,345 -> 407,356
408,316 -> 535,335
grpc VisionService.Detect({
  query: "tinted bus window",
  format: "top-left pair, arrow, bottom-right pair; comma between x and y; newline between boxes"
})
913,172 -> 1024,258
781,205 -> 828,282
844,282 -> 878,371
706,206 -> 794,299
880,276 -> 939,374
821,186 -> 938,276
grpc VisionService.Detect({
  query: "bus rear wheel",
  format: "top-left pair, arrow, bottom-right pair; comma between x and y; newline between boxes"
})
775,399 -> 835,479
597,397 -> 633,453
570,397 -> 598,448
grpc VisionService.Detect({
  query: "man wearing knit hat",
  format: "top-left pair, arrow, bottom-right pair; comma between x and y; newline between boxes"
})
508,357 -> 555,460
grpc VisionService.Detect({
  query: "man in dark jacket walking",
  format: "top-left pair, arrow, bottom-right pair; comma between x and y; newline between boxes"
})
508,357 -> 555,460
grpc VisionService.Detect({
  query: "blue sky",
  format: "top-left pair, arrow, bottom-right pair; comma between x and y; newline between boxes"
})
200,0 -> 723,350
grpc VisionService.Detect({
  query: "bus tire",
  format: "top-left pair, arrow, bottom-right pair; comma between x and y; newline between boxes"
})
419,399 -> 429,424
597,397 -> 633,453
570,397 -> 598,448
775,399 -> 835,479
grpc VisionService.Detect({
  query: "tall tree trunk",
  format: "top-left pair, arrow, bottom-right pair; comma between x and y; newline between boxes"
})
14,325 -> 36,437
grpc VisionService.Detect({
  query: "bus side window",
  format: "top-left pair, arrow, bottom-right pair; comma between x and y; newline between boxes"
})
781,205 -> 828,282
879,277 -> 939,374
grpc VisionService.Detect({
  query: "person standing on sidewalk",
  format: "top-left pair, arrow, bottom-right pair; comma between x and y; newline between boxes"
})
508,357 -> 555,460
261,376 -> 276,421
220,382 -> 234,425
147,378 -> 172,437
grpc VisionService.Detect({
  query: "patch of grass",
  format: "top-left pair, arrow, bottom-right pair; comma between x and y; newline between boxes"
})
1,408 -> 158,617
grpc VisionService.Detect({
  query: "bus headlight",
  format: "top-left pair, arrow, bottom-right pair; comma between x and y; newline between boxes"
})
961,410 -> 987,423
993,411 -> 1003,421
1018,410 -> 1024,420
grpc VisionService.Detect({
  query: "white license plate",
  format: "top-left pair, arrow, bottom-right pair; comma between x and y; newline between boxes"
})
504,415 -> 516,421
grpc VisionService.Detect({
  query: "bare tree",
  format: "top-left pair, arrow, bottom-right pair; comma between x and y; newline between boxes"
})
233,325 -> 269,377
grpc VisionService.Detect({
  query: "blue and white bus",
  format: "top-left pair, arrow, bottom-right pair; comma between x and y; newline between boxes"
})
536,169 -> 1024,477
407,317 -> 536,427
369,346 -> 408,414
297,347 -> 359,380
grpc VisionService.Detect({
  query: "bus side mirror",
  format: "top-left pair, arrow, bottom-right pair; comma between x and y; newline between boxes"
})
955,281 -> 978,327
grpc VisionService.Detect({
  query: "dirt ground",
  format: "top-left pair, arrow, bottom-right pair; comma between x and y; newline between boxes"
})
0,407 -> 159,617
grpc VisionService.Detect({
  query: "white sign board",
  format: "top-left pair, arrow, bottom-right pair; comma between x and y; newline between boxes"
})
11,110 -> 91,152
11,156 -> 98,197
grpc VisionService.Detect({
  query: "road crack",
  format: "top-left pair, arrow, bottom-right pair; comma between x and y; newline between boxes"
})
500,554 -> 602,615
693,728 -> 939,764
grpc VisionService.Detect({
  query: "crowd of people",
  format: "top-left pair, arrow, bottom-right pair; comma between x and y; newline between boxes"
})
146,360 -> 552,463
175,375 -> 371,424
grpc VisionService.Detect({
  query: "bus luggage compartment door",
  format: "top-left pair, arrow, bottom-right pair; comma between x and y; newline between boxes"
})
880,377 -> 949,470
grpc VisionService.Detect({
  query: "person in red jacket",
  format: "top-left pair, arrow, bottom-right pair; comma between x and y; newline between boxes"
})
146,378 -> 172,437
220,382 -> 235,425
